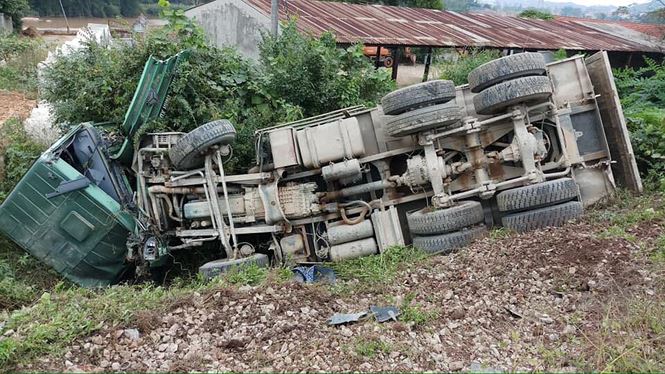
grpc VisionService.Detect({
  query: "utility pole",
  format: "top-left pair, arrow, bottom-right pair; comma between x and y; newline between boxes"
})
271,0 -> 279,36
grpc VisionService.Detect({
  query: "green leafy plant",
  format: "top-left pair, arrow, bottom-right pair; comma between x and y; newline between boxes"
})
259,20 -> 395,118
438,48 -> 501,85
518,9 -> 554,20
614,58 -> 665,190
0,35 -> 47,94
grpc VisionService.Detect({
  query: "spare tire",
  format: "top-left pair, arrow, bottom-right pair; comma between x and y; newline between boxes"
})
502,201 -> 583,233
468,53 -> 547,93
169,120 -> 236,170
381,80 -> 456,116
385,104 -> 463,137
407,200 -> 484,236
412,225 -> 487,255
496,178 -> 578,212
473,76 -> 552,115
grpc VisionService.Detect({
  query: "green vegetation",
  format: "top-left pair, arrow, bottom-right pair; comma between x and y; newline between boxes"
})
489,227 -> 512,240
224,263 -> 268,286
0,0 -> 29,29
0,118 -> 45,202
259,21 -> 394,118
597,225 -> 637,242
0,280 -> 217,368
330,246 -> 426,286
399,292 -> 439,326
585,295 -> 665,372
438,48 -> 501,85
518,9 -> 554,20
41,9 -> 392,172
353,337 -> 391,357
0,35 -> 47,95
614,58 -> 665,190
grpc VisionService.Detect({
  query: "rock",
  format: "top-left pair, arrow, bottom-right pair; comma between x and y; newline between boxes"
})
444,290 -> 454,300
449,361 -> 464,371
124,328 -> 140,341
562,325 -> 576,335
340,327 -> 353,337
111,362 -> 121,371
450,308 -> 465,320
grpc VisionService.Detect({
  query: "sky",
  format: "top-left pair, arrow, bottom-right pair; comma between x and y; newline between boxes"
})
546,0 -> 651,5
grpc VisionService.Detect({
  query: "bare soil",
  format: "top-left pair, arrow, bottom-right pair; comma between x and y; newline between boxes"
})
21,203 -> 664,372
0,91 -> 36,124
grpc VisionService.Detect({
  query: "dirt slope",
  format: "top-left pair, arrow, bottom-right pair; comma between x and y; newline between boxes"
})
22,205 -> 665,372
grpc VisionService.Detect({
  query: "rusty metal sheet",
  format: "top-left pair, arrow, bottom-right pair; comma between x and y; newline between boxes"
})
244,0 -> 662,52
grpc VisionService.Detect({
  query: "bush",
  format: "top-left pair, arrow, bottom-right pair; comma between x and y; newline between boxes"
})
41,8 -> 300,172
41,11 -> 392,172
437,48 -> 501,85
259,21 -> 395,117
518,9 -> 554,20
614,58 -> 665,190
0,118 -> 45,202
0,35 -> 47,95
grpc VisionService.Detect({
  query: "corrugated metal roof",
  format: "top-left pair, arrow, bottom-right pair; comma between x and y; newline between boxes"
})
244,0 -> 663,53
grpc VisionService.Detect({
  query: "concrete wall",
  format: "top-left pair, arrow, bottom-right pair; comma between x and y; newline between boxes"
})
185,0 -> 273,60
0,13 -> 13,35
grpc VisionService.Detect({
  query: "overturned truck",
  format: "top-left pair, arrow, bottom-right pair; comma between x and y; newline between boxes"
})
0,52 -> 642,287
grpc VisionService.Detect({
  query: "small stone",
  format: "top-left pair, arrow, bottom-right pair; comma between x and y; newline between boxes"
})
444,290 -> 454,300
562,325 -> 576,335
111,362 -> 121,371
449,361 -> 464,371
569,267 -> 577,275
340,327 -> 353,337
124,328 -> 140,341
450,307 -> 465,320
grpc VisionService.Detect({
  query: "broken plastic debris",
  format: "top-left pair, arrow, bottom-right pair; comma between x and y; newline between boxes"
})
327,311 -> 369,325
293,265 -> 336,284
370,305 -> 400,322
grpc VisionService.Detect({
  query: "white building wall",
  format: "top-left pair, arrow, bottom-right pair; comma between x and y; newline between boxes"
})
185,0 -> 274,60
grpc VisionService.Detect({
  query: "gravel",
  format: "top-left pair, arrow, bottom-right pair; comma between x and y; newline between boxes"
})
21,216 -> 663,372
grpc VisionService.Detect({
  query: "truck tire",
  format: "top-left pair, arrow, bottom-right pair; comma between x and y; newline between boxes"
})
169,120 -> 236,170
198,253 -> 269,279
407,200 -> 484,236
468,53 -> 547,93
496,178 -> 578,212
385,104 -> 463,137
473,76 -> 552,115
381,80 -> 456,115
501,201 -> 583,233
412,225 -> 487,255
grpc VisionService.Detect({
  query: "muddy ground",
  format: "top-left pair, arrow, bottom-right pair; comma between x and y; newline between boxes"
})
19,199 -> 664,372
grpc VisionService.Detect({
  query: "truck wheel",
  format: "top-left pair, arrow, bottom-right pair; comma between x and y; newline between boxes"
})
468,53 -> 547,93
169,120 -> 237,170
407,200 -> 484,236
385,104 -> 462,137
473,76 -> 552,115
198,253 -> 269,279
383,56 -> 394,68
502,201 -> 583,233
496,178 -> 578,212
381,80 -> 456,115
412,225 -> 487,255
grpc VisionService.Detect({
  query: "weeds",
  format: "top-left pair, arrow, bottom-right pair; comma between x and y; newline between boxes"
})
224,264 -> 268,286
584,296 -> 665,372
597,225 -> 638,242
330,246 -> 426,286
0,35 -> 47,96
353,337 -> 391,358
438,49 -> 501,85
399,293 -> 439,327
0,282 -> 210,368
490,227 -> 513,240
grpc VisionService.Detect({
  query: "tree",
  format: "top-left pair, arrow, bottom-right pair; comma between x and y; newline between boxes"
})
560,6 -> 583,17
27,0 -> 142,18
0,0 -> 30,30
518,9 -> 554,20
612,5 -> 630,19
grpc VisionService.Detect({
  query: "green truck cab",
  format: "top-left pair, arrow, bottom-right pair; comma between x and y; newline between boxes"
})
0,53 -> 184,287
